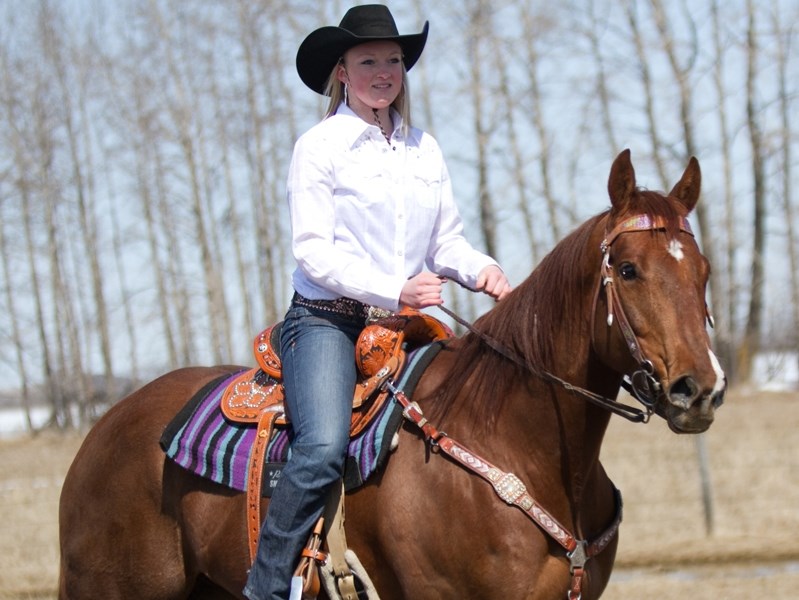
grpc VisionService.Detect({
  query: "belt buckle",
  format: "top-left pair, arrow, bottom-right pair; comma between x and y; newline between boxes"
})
366,306 -> 392,324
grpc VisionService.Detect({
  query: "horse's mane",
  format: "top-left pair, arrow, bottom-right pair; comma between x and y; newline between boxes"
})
426,188 -> 687,430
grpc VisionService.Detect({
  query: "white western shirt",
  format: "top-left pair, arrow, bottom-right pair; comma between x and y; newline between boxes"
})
288,103 -> 498,311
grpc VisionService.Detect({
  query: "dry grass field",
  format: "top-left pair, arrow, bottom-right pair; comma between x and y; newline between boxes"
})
0,388 -> 797,599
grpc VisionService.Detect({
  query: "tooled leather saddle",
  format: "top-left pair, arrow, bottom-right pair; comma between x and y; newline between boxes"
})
220,307 -> 453,562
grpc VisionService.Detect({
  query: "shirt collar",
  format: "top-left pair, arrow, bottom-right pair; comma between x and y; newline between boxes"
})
333,103 -> 406,148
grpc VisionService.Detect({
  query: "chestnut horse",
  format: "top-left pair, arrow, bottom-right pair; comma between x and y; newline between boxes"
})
59,150 -> 726,599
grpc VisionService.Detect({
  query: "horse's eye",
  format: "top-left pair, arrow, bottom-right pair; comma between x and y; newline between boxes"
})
618,263 -> 637,280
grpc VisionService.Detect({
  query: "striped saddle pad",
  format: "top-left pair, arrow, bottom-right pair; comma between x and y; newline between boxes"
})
160,342 -> 443,496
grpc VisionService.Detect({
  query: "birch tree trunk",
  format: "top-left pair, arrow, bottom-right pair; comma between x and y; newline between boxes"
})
521,3 -> 559,247
44,6 -> 113,419
772,3 -> 798,365
710,0 -> 738,380
467,0 -> 497,261
623,0 -> 669,188
238,3 -> 279,326
739,0 -> 766,383
1,46 -> 36,429
494,27 -> 538,267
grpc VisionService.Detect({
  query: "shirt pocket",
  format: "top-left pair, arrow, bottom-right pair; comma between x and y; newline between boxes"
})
334,162 -> 385,210
410,163 -> 441,210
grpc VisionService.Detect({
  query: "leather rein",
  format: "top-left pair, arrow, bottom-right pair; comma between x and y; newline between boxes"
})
383,213 -> 697,599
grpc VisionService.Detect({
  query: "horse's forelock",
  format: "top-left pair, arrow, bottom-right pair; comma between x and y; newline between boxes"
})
614,188 -> 689,238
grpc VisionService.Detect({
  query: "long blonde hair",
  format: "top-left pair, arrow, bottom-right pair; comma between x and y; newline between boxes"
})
322,61 -> 412,137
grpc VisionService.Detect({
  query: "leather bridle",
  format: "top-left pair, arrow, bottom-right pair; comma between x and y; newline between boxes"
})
591,213 -> 710,413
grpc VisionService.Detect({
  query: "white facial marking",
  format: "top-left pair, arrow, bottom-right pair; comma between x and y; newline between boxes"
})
668,239 -> 685,261
708,349 -> 726,394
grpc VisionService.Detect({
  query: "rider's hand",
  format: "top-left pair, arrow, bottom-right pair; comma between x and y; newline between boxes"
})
476,265 -> 512,301
400,272 -> 446,309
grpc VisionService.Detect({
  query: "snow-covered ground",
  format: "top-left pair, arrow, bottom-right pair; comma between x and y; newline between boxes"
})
752,351 -> 799,392
0,406 -> 53,438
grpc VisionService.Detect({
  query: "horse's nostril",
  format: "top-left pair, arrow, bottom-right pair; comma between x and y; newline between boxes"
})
712,387 -> 726,408
669,376 -> 699,404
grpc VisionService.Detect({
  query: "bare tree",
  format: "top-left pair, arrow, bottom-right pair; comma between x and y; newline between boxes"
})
42,2 -> 115,418
466,0 -> 498,260
410,0 -> 437,135
710,0 -> 739,379
238,1 -> 281,326
493,26 -> 539,266
586,0 -> 620,160
520,3 -> 560,248
739,0 -> 767,382
772,2 -> 798,366
260,10 -> 295,320
623,0 -> 669,188
154,143 -> 196,366
0,194 -> 34,430
103,149 -> 141,384
22,6 -> 86,428
0,41 -> 38,429
209,39 -> 256,342
148,0 -> 230,365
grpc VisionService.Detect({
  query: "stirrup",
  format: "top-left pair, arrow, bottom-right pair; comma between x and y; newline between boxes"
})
292,518 -> 326,599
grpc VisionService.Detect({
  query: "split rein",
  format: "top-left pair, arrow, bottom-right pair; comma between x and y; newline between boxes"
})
436,304 -> 652,424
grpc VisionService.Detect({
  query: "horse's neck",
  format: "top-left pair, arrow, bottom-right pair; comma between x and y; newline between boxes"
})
491,382 -> 614,545
507,377 -> 611,471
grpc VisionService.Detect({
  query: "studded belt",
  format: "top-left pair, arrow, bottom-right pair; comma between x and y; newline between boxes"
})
292,292 -> 393,325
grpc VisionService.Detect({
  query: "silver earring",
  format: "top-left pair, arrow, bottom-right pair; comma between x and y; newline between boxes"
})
344,83 -> 349,105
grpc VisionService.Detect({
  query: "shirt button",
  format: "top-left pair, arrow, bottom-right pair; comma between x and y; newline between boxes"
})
397,250 -> 404,257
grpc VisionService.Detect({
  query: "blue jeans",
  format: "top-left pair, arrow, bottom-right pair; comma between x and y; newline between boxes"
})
243,303 -> 361,600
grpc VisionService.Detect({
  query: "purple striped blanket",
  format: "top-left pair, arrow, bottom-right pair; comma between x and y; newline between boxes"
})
159,342 -> 444,496
160,369 -> 404,495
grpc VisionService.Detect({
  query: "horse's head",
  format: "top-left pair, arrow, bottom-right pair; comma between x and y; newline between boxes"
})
593,150 -> 726,433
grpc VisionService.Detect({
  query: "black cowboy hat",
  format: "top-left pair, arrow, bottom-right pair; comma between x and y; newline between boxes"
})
296,4 -> 429,95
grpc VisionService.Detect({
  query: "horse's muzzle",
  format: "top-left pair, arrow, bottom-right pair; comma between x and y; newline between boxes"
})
661,374 -> 725,433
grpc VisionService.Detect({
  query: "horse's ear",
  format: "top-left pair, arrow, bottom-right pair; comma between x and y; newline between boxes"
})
668,156 -> 701,213
608,149 -> 636,211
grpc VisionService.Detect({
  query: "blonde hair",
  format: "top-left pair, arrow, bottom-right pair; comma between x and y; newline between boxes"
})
322,61 -> 412,137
